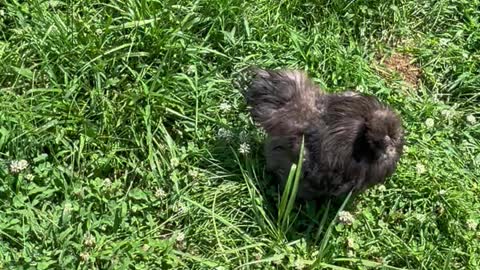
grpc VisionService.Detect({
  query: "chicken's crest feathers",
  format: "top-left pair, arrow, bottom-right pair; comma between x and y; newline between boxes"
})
245,69 -> 322,136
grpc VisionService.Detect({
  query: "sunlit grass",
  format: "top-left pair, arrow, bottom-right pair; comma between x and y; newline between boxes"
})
0,0 -> 479,269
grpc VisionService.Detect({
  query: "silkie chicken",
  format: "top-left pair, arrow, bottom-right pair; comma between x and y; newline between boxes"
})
245,69 -> 405,201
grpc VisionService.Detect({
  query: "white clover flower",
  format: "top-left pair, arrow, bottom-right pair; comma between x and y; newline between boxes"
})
10,159 -> 29,174
170,157 -> 180,168
416,163 -> 426,174
253,252 -> 262,260
346,238 -> 355,249
466,114 -> 476,125
415,213 -> 426,223
63,202 -> 73,214
219,102 -> 232,113
239,142 -> 250,155
438,189 -> 447,196
176,232 -> 185,242
186,65 -> 196,75
80,252 -> 90,262
435,202 -> 445,215
155,188 -> 167,199
216,128 -> 233,140
188,169 -> 200,179
293,259 -> 306,270
346,250 -> 355,257
25,174 -> 34,181
466,219 -> 478,231
425,118 -> 435,129
141,244 -> 150,252
338,211 -> 355,225
103,178 -> 112,188
441,109 -> 454,119
377,184 -> 387,192
355,85 -> 366,92
272,254 -> 285,265
83,233 -> 96,247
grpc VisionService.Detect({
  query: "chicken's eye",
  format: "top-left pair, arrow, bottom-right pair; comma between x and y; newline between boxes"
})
378,139 -> 389,148
372,141 -> 382,149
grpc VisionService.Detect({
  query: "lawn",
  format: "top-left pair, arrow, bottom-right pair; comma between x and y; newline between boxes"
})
0,0 -> 479,269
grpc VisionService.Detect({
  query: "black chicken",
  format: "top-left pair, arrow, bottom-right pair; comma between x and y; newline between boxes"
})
245,69 -> 405,200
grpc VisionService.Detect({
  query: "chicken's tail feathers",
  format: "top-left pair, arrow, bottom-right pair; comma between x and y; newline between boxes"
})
245,69 -> 322,136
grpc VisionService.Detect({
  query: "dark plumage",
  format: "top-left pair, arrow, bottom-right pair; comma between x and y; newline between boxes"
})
245,69 -> 405,200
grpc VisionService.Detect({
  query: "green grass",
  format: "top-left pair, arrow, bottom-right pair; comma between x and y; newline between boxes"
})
0,0 -> 479,269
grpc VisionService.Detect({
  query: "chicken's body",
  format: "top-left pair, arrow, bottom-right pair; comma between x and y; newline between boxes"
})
245,69 -> 405,200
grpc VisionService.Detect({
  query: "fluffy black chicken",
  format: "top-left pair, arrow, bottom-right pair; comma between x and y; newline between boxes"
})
245,69 -> 405,200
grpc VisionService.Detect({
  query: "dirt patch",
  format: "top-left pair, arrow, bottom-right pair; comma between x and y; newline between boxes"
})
378,52 -> 421,88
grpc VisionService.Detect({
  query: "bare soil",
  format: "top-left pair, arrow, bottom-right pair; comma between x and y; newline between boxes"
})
381,52 -> 421,88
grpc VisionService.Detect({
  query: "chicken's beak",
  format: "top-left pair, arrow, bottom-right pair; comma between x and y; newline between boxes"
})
385,145 -> 396,159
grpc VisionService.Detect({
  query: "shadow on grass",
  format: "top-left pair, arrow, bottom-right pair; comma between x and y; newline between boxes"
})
205,132 -> 360,251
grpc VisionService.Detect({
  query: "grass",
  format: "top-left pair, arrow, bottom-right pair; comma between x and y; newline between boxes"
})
0,0 -> 479,269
